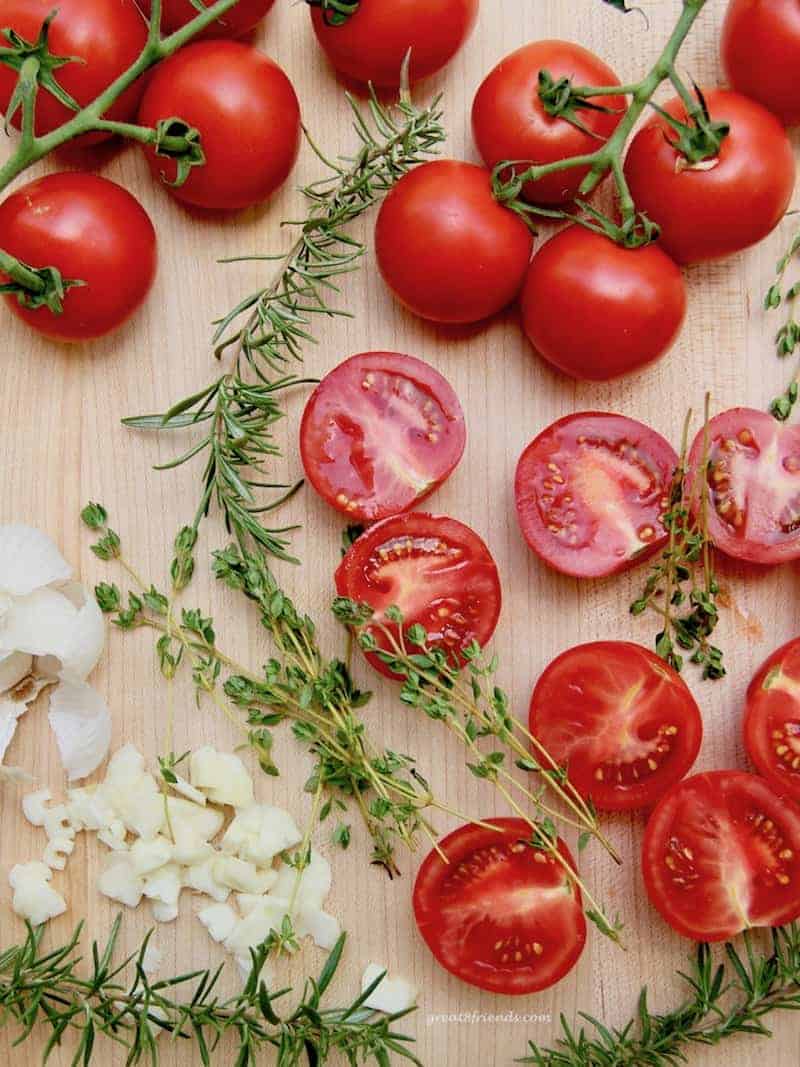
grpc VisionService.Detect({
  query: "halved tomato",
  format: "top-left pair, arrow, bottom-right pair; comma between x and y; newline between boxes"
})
515,413 -> 678,578
300,352 -> 466,523
642,770 -> 800,941
687,408 -> 800,565
530,642 -> 702,811
335,513 -> 501,679
413,818 -> 586,994
745,638 -> 800,802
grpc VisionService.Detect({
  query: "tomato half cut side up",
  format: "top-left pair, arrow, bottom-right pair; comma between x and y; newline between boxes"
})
300,352 -> 466,523
413,818 -> 586,994
530,642 -> 702,812
687,408 -> 800,565
745,638 -> 800,803
515,413 -> 679,578
335,513 -> 502,680
642,771 -> 800,942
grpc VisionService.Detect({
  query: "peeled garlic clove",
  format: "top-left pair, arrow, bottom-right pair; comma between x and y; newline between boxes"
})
296,908 -> 341,951
0,525 -> 71,598
48,681 -> 111,782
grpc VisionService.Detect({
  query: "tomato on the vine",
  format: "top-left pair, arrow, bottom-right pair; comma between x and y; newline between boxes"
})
643,771 -> 800,941
310,0 -> 478,88
137,41 -> 300,210
375,160 -> 533,324
722,0 -> 800,128
515,412 -> 678,578
472,40 -> 625,205
530,642 -> 702,812
624,89 -> 795,264
520,226 -> 686,380
413,818 -> 586,994
138,0 -> 275,38
335,512 -> 501,679
745,638 -> 800,802
300,352 -> 466,523
0,173 -> 157,341
686,408 -> 800,565
0,0 -> 148,144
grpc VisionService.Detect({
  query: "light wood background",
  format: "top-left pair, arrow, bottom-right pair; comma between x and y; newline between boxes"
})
1,0 -> 799,1063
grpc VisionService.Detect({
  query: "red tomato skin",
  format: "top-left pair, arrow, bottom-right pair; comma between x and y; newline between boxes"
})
375,160 -> 533,325
624,89 -> 796,264
687,407 -> 800,565
300,351 -> 466,523
310,0 -> 478,88
520,226 -> 686,380
335,512 -> 502,680
472,40 -> 625,205
413,818 -> 586,994
0,0 -> 148,145
138,0 -> 275,38
0,173 -> 157,341
642,770 -> 800,941
744,638 -> 800,801
515,412 -> 678,578
137,41 -> 300,210
529,642 -> 703,811
722,0 -> 800,127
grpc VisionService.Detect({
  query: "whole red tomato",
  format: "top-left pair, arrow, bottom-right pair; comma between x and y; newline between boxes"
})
472,40 -> 625,205
0,0 -> 148,144
137,41 -> 300,210
520,226 -> 686,380
722,0 -> 800,127
310,0 -> 478,87
375,159 -> 533,324
138,0 -> 275,38
624,88 -> 796,264
0,173 -> 157,341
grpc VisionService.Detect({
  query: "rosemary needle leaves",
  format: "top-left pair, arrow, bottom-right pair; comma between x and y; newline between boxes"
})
0,916 -> 420,1067
522,924 -> 800,1067
123,88 -> 445,569
630,401 -> 725,681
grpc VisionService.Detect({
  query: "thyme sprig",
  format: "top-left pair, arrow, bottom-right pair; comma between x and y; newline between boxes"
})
630,400 -> 725,680
766,221 -> 800,422
521,924 -> 800,1066
123,86 -> 445,567
0,916 -> 420,1067
332,598 -> 624,948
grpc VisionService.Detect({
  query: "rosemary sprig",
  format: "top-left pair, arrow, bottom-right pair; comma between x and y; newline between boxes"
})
332,598 -> 624,948
123,87 -> 445,569
521,924 -> 800,1066
0,916 -> 420,1067
630,400 -> 725,680
766,221 -> 800,422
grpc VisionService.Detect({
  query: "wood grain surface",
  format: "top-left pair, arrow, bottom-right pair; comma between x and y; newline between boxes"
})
1,0 -> 799,1063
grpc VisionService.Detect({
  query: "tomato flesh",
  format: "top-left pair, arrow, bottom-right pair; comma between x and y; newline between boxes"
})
139,0 -> 275,38
0,173 -> 157,341
413,818 -> 586,994
515,412 -> 678,578
520,226 -> 686,381
687,408 -> 800,565
375,160 -> 533,325
643,771 -> 800,941
300,352 -> 465,523
624,89 -> 795,264
335,513 -> 501,679
745,639 -> 800,802
472,39 -> 625,205
0,0 -> 148,144
530,642 -> 702,811
722,0 -> 800,128
137,41 -> 300,210
310,0 -> 478,88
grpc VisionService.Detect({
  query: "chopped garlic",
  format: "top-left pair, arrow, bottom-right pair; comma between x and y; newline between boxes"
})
164,796 -> 224,845
9,862 -> 67,925
143,864 -> 182,907
151,901 -> 179,923
184,857 -> 230,903
106,744 -> 146,786
224,895 -> 290,958
66,785 -> 116,831
295,909 -> 341,951
222,804 -> 302,866
190,746 -> 254,809
43,804 -> 74,842
98,818 -> 127,851
141,941 -> 163,976
213,856 -> 277,895
43,835 -> 75,871
22,789 -> 52,827
273,850 -> 331,912
361,965 -> 418,1014
197,902 -> 239,943
98,854 -> 144,909
9,860 -> 51,889
130,836 -> 174,876
168,773 -> 206,806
